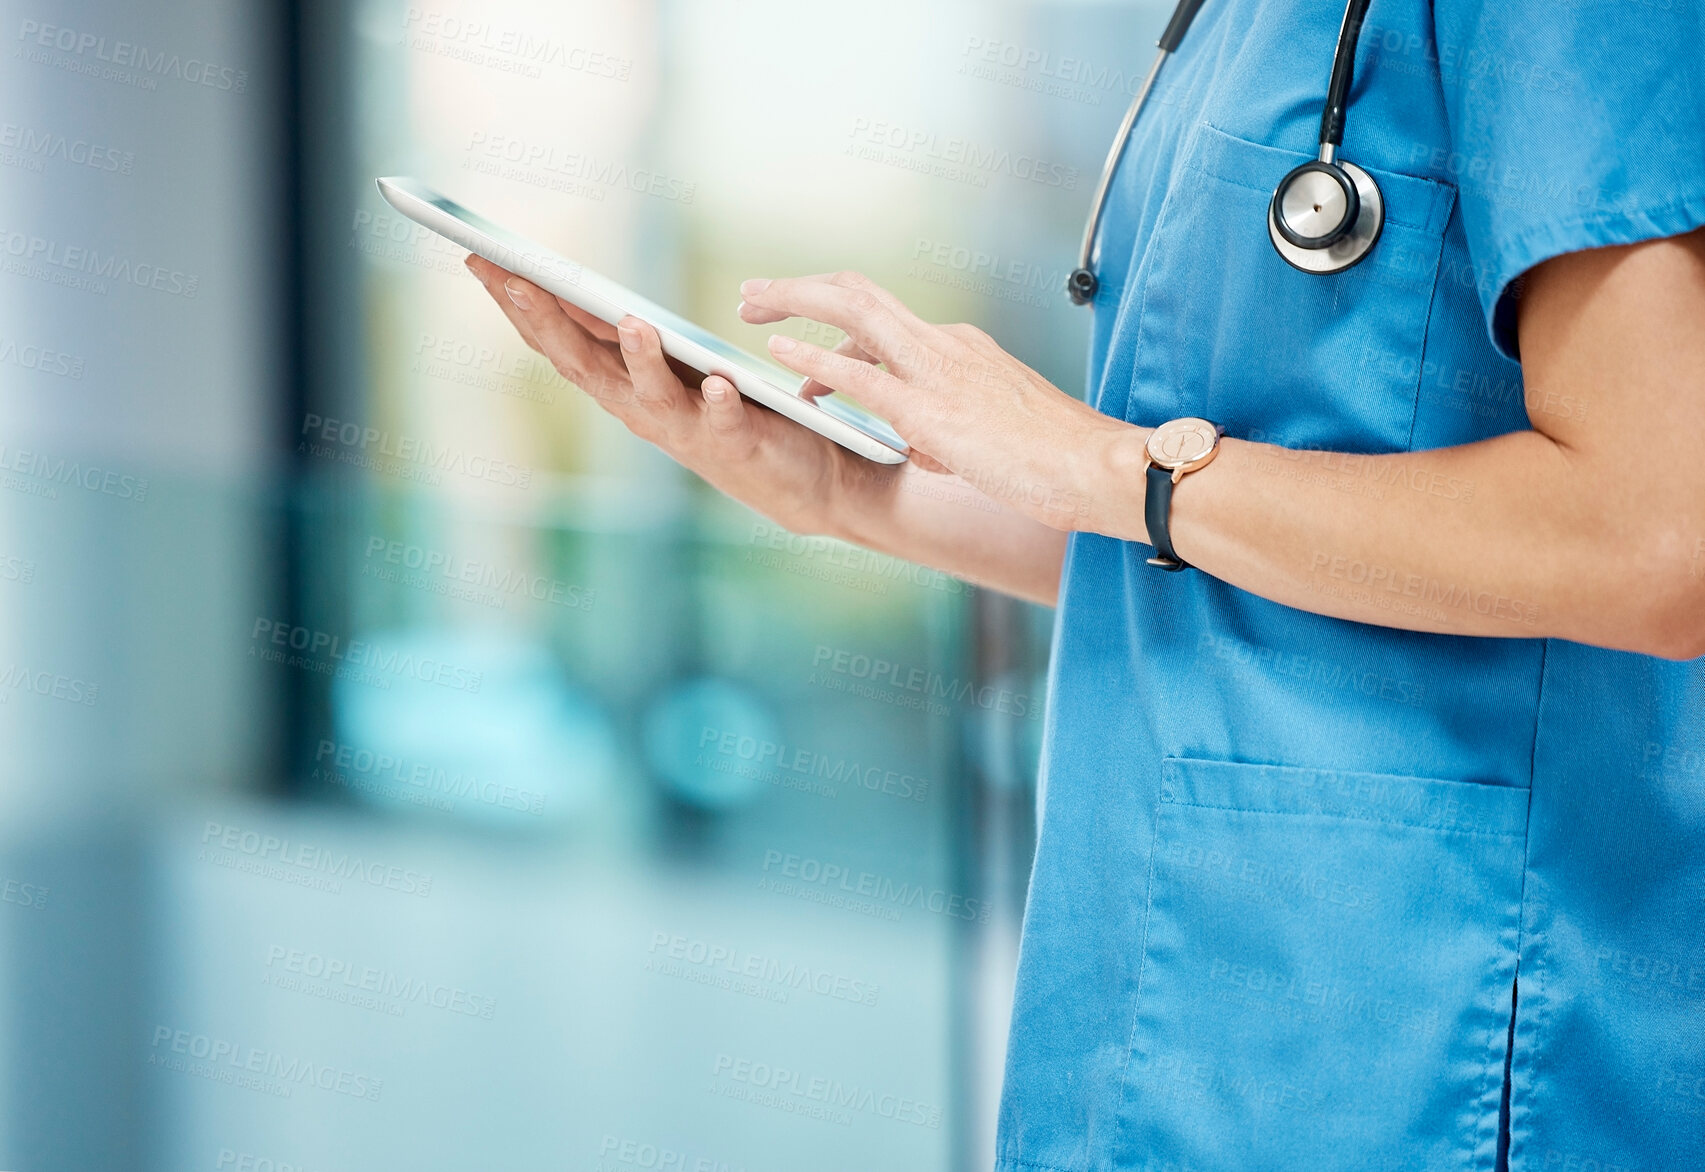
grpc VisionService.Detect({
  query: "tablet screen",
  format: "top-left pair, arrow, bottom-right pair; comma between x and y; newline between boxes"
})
414,188 -> 803,389
380,177 -> 908,458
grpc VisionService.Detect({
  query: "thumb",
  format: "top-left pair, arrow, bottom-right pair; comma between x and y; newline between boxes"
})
699,374 -> 753,446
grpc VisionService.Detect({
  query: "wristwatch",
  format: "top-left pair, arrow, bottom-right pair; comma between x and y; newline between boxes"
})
1141,417 -> 1224,571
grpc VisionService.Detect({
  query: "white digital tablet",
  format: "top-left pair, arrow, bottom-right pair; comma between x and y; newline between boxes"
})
375,177 -> 909,464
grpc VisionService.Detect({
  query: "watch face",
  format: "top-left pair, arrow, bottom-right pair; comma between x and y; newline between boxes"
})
1146,417 -> 1220,470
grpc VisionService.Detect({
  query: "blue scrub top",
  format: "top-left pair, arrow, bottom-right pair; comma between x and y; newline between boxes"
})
997,3 -> 1705,1170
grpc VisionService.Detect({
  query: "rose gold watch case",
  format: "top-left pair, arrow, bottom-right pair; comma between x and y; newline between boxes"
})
1143,417 -> 1223,483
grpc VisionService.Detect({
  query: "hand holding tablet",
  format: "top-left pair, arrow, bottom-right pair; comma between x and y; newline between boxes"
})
375,177 -> 909,464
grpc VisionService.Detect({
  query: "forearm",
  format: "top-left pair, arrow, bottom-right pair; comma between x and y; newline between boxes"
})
828,461 -> 1068,607
1074,235 -> 1705,659
1092,426 -> 1699,657
735,235 -> 1704,649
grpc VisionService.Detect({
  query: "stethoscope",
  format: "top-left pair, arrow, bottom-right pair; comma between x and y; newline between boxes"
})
1068,0 -> 1382,304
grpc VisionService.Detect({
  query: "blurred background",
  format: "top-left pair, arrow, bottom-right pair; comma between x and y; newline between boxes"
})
0,0 -> 1169,1168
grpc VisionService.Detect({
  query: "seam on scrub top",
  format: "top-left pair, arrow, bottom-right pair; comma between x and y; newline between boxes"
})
1154,800 -> 1525,839
1471,653 -> 1542,1172
1471,966 -> 1503,1170
1121,120 -> 1209,424
1402,195 -> 1457,451
1110,798 -> 1168,1153
1493,188 -> 1705,268
1506,638 -> 1548,1166
1484,189 -> 1705,329
1493,787 -> 1537,1171
994,1157 -> 1078,1172
1522,640 -> 1548,792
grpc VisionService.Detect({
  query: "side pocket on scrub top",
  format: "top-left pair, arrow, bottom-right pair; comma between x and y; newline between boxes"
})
1116,757 -> 1528,1172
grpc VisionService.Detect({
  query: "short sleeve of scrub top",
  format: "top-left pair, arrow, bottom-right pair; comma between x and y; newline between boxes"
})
993,4 -> 1705,1172
1427,0 -> 1705,359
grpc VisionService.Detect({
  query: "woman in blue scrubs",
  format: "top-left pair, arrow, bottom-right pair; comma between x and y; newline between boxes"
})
472,1 -> 1705,1166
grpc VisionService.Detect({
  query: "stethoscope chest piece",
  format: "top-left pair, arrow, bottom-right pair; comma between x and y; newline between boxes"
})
1267,156 -> 1383,274
1071,0 -> 1385,301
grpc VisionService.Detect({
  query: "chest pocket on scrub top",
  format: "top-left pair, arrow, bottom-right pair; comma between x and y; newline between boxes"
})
1125,124 -> 1457,451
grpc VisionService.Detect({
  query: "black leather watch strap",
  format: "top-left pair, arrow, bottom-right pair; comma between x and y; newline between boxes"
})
1145,464 -> 1188,571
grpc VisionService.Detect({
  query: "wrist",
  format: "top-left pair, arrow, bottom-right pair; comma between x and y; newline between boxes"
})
1084,423 -> 1154,541
819,447 -> 900,546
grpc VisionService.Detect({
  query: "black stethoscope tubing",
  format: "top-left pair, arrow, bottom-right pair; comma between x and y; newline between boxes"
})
1069,0 -> 1381,305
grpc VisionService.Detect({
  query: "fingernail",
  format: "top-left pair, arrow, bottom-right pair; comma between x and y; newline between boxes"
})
769,334 -> 796,354
740,279 -> 771,296
504,278 -> 531,309
703,380 -> 727,402
617,322 -> 641,352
